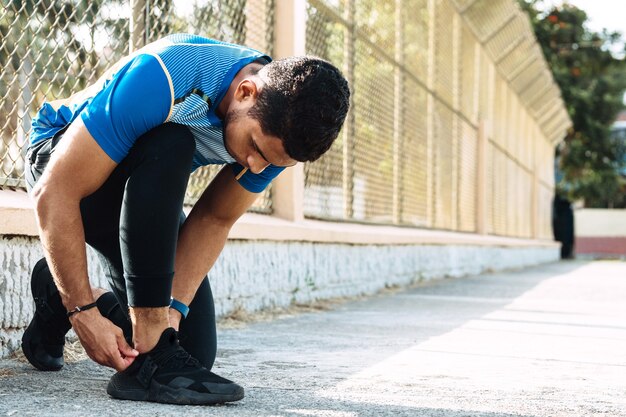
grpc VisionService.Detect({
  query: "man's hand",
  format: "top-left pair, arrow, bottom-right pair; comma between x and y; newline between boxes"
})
70,309 -> 139,371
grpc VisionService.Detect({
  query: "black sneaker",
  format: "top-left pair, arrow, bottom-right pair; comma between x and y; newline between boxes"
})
107,328 -> 244,405
21,258 -> 71,371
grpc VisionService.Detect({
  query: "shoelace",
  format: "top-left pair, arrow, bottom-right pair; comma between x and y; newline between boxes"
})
149,346 -> 232,385
153,345 -> 202,370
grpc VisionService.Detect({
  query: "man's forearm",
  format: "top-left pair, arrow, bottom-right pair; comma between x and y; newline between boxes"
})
170,211 -> 231,307
169,165 -> 259,319
35,193 -> 94,310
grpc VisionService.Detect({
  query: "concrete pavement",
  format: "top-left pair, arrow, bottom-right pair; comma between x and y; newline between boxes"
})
0,260 -> 625,416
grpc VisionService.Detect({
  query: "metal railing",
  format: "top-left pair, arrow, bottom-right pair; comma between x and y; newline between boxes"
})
0,0 -> 570,239
302,0 -> 569,239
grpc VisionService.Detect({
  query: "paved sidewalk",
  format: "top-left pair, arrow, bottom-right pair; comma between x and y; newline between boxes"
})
1,260 -> 625,417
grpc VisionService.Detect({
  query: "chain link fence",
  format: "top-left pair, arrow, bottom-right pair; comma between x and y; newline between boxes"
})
1,1 -> 131,188
303,0 -> 570,239
1,0 -> 570,239
0,0 -> 274,212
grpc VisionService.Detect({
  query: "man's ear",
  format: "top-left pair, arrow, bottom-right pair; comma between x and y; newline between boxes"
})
234,79 -> 259,102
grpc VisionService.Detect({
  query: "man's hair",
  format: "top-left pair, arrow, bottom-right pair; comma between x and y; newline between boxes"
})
248,56 -> 350,162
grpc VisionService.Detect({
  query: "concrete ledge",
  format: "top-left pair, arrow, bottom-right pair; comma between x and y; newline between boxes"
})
0,189 -> 558,248
229,213 -> 558,247
0,190 -> 37,236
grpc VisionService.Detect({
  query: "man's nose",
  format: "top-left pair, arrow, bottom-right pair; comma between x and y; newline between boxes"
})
248,156 -> 269,174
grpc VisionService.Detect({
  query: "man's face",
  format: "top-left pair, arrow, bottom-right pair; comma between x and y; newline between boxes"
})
222,81 -> 297,174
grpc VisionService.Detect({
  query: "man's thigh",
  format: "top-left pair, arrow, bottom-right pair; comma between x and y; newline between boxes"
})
25,124 -> 171,286
27,122 -> 193,241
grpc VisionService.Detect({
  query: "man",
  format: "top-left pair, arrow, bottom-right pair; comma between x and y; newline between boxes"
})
21,33 -> 350,405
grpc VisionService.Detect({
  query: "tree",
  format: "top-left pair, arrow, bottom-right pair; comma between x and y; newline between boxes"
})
519,0 -> 626,208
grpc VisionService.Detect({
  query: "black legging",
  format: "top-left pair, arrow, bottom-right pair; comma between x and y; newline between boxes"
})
25,122 -> 217,369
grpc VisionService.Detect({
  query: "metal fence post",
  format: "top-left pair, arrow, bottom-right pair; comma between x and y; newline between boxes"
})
271,0 -> 306,222
130,0 -> 147,53
476,120 -> 487,234
343,0 -> 356,221
451,10 -> 460,231
17,51 -> 33,152
392,0 -> 404,225
426,0 -> 436,227
531,124 -> 539,239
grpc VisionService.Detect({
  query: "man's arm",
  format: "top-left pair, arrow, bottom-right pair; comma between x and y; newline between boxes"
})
168,165 -> 265,328
31,118 -> 138,370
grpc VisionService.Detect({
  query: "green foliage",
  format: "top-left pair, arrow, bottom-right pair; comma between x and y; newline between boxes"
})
519,0 -> 626,207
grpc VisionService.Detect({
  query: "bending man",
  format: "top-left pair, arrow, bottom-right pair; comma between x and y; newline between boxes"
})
22,33 -> 350,405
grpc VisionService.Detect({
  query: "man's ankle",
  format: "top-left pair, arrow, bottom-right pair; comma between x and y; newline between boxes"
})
129,307 -> 170,353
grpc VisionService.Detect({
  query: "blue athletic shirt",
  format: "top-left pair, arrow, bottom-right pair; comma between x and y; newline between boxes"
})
29,33 -> 285,193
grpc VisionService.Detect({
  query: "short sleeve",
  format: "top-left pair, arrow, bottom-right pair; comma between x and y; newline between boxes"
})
231,163 -> 286,193
80,54 -> 173,163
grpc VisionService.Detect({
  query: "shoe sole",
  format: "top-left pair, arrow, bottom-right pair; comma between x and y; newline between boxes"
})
107,379 -> 244,405
21,258 -> 64,372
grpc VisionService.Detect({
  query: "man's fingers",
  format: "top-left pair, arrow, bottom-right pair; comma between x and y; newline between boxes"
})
117,334 -> 139,358
122,355 -> 136,368
108,334 -> 138,371
72,312 -> 139,371
110,352 -> 131,372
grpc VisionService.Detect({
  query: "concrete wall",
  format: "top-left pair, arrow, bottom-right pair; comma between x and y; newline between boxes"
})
1,233 -> 559,358
575,209 -> 626,258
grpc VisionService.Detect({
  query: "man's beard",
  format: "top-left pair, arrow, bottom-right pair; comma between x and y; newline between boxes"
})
222,108 -> 244,156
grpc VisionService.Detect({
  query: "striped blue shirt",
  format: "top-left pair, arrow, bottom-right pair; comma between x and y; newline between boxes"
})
30,34 -> 284,193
